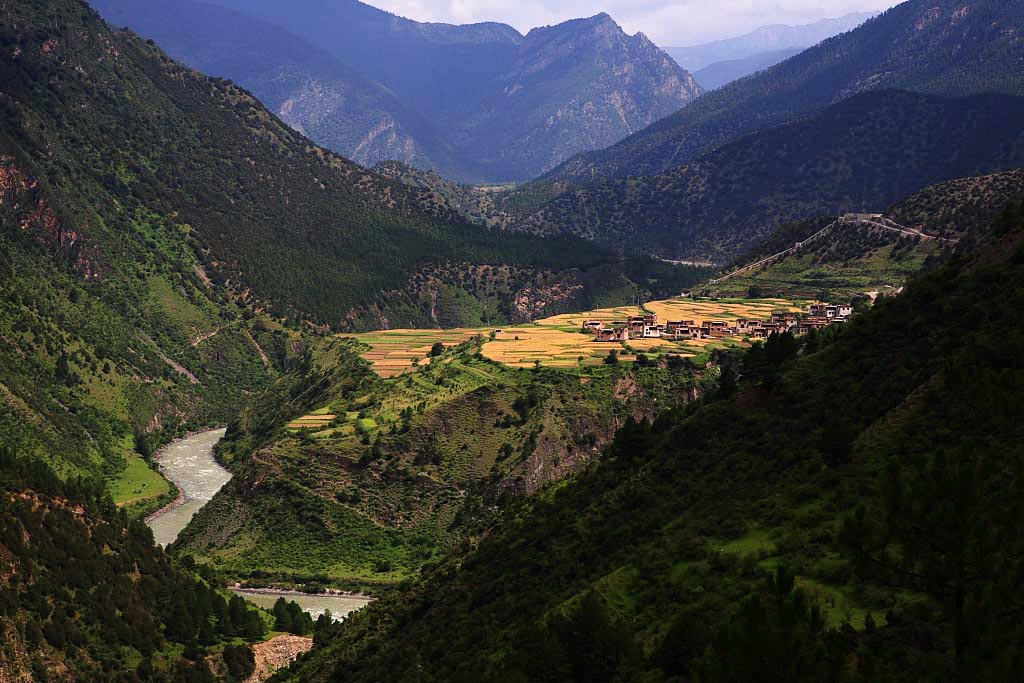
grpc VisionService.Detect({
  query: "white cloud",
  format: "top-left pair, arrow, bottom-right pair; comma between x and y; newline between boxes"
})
368,0 -> 902,45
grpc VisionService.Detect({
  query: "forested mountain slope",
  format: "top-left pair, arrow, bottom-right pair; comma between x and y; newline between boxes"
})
155,0 -> 700,181
0,453 -> 271,681
549,0 -> 1024,182
280,204 -> 1024,682
516,90 -> 1024,259
711,170 -> 1024,299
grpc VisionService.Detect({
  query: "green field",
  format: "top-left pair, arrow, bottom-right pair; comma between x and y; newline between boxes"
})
108,452 -> 171,507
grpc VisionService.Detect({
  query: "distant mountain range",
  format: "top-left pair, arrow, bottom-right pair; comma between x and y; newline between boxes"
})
664,12 -> 876,71
92,0 -> 701,182
692,48 -> 803,91
549,0 -> 1024,182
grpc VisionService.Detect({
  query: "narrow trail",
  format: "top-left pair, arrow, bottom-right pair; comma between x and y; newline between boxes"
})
244,328 -> 271,367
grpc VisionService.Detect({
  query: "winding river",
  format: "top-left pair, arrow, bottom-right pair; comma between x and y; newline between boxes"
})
146,428 -> 230,548
145,429 -> 371,620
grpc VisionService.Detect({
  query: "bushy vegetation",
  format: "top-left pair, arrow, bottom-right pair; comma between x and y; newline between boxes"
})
279,213 -> 1024,681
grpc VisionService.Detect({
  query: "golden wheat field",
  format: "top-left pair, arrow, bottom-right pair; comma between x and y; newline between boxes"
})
644,298 -> 805,323
349,329 -> 484,378
345,297 -> 809,377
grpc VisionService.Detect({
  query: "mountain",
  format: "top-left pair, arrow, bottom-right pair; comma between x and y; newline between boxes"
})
150,0 -> 701,181
89,0 -> 469,176
549,0 -> 1024,182
516,90 -> 1024,260
693,48 -> 802,90
278,203 -> 1024,682
664,12 -> 876,71
458,13 -> 702,181
0,0 -> 700,493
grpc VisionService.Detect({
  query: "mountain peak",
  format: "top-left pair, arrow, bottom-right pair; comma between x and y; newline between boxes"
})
524,12 -> 622,39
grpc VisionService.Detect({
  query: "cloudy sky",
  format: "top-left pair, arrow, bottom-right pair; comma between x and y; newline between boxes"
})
370,0 -> 902,46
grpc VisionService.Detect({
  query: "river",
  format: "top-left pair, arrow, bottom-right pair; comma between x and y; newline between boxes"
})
228,589 -> 371,621
146,428 -> 231,547
145,429 -> 371,620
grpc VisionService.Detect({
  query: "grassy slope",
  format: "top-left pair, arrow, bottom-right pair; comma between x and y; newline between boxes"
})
280,222 -> 1024,681
712,170 -> 1024,299
175,337 -> 710,588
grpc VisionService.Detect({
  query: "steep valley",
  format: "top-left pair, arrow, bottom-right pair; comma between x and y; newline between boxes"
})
1,0 -> 1024,681
176,334 -> 712,587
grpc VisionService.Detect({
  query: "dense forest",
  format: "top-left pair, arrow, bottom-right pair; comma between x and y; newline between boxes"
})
0,451 -> 274,681
279,207 -> 1024,681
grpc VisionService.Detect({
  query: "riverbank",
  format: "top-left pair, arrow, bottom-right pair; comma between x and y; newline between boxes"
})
143,486 -> 186,525
231,584 -> 375,602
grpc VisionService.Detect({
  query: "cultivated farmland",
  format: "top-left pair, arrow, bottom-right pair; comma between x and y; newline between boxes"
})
346,297 -> 809,377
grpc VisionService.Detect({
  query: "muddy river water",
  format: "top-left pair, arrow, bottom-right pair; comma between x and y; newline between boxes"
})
145,429 -> 371,620
145,428 -> 231,548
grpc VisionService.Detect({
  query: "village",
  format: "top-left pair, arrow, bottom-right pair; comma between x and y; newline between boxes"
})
584,303 -> 853,343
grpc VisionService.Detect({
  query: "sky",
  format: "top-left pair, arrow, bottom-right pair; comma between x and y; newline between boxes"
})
369,0 -> 902,46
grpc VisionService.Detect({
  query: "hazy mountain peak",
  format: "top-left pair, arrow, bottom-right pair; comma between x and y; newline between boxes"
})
524,12 -> 620,39
666,11 -> 877,70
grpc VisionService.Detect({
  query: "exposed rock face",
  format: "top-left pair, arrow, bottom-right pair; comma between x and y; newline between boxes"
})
478,13 -> 702,178
246,635 -> 313,683
0,156 -> 99,278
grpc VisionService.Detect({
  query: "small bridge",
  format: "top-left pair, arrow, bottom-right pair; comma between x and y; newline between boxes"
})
710,214 -> 958,285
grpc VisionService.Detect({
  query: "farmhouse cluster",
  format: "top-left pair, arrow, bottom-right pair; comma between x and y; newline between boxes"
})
585,304 -> 853,343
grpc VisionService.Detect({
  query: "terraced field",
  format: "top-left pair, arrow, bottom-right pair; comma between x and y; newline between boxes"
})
339,294 -> 811,376
344,297 -> 810,377
642,298 -> 804,323
351,329 -> 485,378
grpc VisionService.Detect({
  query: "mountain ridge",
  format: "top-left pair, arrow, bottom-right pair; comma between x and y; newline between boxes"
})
100,0 -> 700,181
548,0 -> 1024,182
664,12 -> 876,71
515,90 -> 1024,260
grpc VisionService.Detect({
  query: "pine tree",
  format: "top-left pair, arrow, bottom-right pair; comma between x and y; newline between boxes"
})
273,597 -> 293,633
